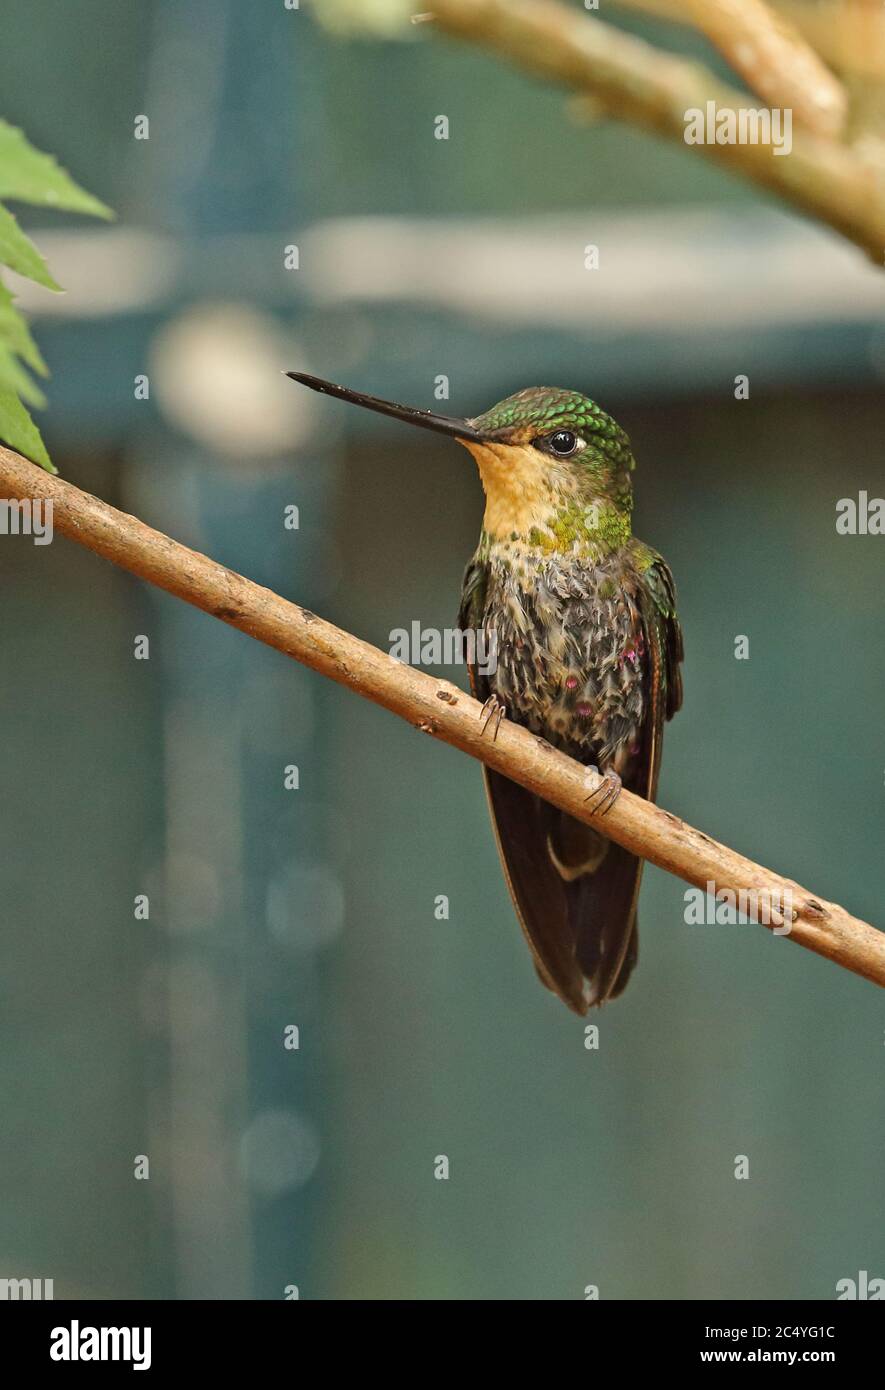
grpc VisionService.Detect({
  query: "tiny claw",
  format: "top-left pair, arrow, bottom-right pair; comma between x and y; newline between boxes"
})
480,694 -> 506,741
583,766 -> 622,816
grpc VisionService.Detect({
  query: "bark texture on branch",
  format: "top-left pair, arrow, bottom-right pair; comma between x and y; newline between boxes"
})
1,442 -> 883,992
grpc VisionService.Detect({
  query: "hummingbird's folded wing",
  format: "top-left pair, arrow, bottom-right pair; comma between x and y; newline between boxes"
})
635,552 -> 684,803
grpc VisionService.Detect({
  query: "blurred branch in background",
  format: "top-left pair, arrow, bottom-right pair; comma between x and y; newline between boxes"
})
425,0 -> 885,261
2,440 -> 884,998
622,0 -> 847,136
617,0 -> 885,82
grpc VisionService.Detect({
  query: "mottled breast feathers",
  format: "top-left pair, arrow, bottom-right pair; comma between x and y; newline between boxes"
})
459,538 -> 683,1013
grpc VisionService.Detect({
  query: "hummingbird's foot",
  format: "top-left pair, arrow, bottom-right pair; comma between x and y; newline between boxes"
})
480,694 -> 506,741
583,766 -> 622,817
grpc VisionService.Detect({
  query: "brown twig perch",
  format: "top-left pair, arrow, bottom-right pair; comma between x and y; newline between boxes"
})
1,441 -> 883,991
429,0 -> 885,262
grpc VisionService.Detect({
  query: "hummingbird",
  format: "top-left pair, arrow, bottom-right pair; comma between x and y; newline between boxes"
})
288,373 -> 683,1014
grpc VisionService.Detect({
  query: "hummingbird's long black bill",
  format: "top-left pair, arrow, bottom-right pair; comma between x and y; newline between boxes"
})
286,372 -> 488,444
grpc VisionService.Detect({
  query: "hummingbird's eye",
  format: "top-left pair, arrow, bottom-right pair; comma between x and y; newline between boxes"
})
540,429 -> 581,457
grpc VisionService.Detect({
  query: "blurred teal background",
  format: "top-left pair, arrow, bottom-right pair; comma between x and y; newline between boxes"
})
0,0 -> 884,1300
